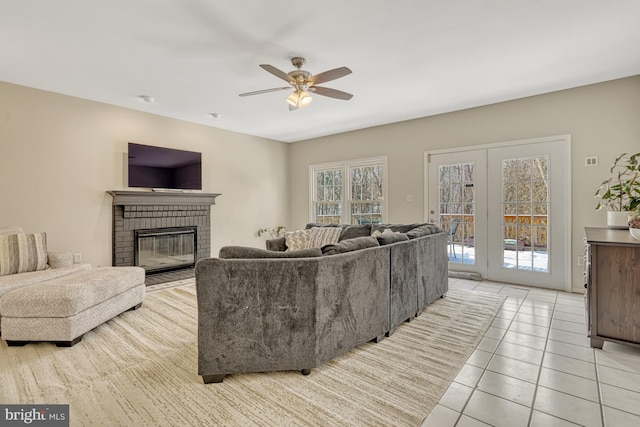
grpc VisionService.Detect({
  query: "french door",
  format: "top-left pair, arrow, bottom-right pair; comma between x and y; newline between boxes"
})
426,136 -> 570,290
427,149 -> 488,278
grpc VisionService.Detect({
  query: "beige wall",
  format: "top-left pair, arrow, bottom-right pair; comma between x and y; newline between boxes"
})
290,75 -> 640,291
0,81 -> 290,267
3,76 -> 639,290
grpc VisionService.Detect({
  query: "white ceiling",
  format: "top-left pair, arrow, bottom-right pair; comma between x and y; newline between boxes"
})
1,0 -> 640,143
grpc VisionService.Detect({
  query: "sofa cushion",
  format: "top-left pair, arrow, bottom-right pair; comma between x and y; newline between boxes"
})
338,224 -> 372,241
376,233 -> 410,246
284,229 -> 312,251
308,227 -> 342,248
321,236 -> 380,255
0,232 -> 48,276
0,263 -> 92,298
219,246 -> 322,259
406,223 -> 442,239
0,267 -> 145,318
305,223 -> 338,229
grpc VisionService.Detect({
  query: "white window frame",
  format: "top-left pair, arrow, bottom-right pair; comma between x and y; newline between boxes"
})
309,156 -> 389,224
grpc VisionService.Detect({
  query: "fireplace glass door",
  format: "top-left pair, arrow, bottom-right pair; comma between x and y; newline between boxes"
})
135,227 -> 196,273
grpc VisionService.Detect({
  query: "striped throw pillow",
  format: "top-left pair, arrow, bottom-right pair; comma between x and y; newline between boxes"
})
307,227 -> 342,249
0,232 -> 48,276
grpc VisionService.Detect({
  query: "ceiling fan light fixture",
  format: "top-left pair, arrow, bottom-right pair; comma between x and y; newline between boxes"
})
241,57 -> 352,109
287,90 -> 312,108
286,91 -> 299,106
299,90 -> 312,106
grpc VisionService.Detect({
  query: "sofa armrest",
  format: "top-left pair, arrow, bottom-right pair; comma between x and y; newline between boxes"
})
220,246 -> 321,259
47,252 -> 74,269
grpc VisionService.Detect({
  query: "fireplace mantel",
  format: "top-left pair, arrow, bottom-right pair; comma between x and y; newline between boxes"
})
107,190 -> 221,206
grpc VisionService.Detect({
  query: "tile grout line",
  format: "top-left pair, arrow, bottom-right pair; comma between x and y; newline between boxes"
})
594,348 -> 606,427
525,291 -> 557,427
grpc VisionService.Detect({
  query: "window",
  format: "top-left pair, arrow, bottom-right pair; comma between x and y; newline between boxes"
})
310,157 -> 388,224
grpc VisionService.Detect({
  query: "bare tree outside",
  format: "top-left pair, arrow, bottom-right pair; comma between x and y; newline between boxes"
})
315,168 -> 343,224
313,162 -> 384,224
350,165 -> 383,224
439,156 -> 549,265
502,156 -> 549,250
440,162 -> 475,247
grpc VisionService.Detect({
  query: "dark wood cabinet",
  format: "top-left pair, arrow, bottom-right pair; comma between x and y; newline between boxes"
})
585,227 -> 640,349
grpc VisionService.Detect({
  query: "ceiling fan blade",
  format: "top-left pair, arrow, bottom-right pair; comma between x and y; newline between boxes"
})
260,64 -> 292,82
239,87 -> 290,97
310,86 -> 353,100
310,67 -> 352,85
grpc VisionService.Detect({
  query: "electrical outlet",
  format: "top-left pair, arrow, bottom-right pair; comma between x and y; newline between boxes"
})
577,255 -> 584,266
73,253 -> 82,263
585,156 -> 598,167
231,238 -> 237,245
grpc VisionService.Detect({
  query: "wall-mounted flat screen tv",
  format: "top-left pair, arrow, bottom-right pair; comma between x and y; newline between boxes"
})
128,143 -> 202,190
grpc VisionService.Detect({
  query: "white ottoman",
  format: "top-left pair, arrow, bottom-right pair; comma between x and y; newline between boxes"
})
0,267 -> 145,347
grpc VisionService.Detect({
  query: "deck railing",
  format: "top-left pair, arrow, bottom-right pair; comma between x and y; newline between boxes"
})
442,215 -> 548,248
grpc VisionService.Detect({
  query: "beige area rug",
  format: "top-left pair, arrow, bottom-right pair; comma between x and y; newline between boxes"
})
0,282 -> 505,427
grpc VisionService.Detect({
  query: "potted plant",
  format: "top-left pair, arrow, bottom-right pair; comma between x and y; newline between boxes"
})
594,152 -> 640,228
629,211 -> 640,241
256,226 -> 288,239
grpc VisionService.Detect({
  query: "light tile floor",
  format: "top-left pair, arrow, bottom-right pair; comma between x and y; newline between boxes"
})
421,278 -> 640,427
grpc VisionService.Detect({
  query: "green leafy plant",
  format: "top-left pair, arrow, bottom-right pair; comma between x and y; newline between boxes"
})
256,226 -> 287,238
594,152 -> 640,211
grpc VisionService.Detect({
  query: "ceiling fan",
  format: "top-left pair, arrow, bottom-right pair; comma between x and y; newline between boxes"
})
239,57 -> 353,110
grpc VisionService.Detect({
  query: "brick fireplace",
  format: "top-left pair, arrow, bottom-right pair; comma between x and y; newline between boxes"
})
107,191 -> 220,284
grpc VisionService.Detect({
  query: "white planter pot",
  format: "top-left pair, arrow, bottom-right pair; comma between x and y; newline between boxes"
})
607,211 -> 631,229
630,228 -> 640,241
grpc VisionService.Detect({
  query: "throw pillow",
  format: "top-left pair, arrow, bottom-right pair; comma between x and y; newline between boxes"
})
47,252 -> 74,268
265,236 -> 287,252
371,228 -> 398,237
372,223 -> 422,234
284,229 -> 312,251
376,233 -> 410,245
321,236 -> 380,255
406,223 -> 442,239
219,246 -> 322,259
0,232 -> 48,276
0,226 -> 24,236
307,227 -> 342,248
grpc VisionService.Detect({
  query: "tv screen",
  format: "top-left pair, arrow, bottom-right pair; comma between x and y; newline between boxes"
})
128,143 -> 202,190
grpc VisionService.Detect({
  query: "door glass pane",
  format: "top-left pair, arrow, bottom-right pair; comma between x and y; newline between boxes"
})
439,163 -> 475,264
501,156 -> 549,272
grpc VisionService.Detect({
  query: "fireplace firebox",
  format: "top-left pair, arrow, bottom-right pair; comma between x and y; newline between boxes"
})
135,227 -> 196,273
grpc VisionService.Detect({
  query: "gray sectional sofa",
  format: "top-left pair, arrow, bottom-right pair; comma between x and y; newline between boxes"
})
195,223 -> 448,384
